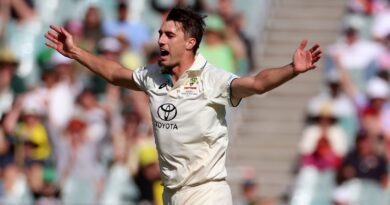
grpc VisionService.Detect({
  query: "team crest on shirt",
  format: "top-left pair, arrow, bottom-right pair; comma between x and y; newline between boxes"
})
189,77 -> 198,86
179,77 -> 201,97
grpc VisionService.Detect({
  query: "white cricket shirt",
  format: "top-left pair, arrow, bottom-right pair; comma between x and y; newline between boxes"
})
132,54 -> 241,189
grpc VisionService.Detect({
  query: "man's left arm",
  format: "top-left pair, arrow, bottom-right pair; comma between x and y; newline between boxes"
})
231,40 -> 321,99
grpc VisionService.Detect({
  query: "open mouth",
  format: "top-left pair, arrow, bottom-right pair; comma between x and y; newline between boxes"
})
160,49 -> 169,57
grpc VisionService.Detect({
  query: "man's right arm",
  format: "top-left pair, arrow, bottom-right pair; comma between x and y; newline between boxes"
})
71,47 -> 140,90
45,25 -> 140,90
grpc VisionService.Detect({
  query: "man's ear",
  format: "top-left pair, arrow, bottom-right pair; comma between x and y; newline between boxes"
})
185,38 -> 196,51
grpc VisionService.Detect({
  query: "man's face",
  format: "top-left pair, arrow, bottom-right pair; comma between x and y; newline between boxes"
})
158,20 -> 189,68
118,7 -> 127,22
370,98 -> 386,110
346,33 -> 357,45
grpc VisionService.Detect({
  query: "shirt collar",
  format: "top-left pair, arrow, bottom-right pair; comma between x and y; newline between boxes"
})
188,53 -> 207,71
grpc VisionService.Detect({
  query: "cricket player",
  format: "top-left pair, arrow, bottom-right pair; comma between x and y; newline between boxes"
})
45,7 -> 321,205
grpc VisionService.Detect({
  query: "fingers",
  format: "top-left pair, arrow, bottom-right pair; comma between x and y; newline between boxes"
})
48,24 -> 71,38
44,30 -> 60,50
45,32 -> 59,43
309,44 -> 320,53
310,50 -> 322,67
60,27 -> 72,38
300,40 -> 321,54
45,25 -> 71,50
45,34 -> 59,45
299,39 -> 308,50
308,48 -> 321,68
49,25 -> 62,33
312,50 -> 322,58
47,30 -> 58,38
45,42 -> 57,49
312,56 -> 321,63
307,45 -> 322,65
310,52 -> 321,64
46,25 -> 61,46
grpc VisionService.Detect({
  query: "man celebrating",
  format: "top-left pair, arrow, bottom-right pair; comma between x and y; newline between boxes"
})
45,8 -> 321,205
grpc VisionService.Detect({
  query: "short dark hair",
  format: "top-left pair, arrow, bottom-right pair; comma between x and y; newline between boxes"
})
166,7 -> 206,53
118,1 -> 128,10
344,26 -> 357,36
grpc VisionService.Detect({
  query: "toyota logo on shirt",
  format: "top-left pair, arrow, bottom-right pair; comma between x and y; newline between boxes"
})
157,103 -> 177,121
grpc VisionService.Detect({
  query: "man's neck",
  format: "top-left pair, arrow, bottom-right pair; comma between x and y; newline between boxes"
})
169,54 -> 196,82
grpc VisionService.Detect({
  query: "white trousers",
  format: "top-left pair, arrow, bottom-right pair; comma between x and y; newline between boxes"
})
163,180 -> 233,205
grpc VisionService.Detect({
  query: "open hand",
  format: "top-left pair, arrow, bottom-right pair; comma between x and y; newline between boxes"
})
44,25 -> 78,59
292,40 -> 322,74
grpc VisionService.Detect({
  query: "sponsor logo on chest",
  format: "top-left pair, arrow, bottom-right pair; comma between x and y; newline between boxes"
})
154,103 -> 178,130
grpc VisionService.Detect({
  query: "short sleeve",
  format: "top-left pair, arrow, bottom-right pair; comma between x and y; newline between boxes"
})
228,77 -> 242,107
206,67 -> 242,107
132,67 -> 147,91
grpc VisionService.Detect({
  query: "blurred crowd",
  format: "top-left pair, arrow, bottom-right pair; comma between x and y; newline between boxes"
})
290,0 -> 390,204
0,0 -> 254,204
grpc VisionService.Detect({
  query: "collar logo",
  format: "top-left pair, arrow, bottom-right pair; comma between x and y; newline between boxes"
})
159,83 -> 168,89
189,77 -> 198,86
157,103 -> 177,121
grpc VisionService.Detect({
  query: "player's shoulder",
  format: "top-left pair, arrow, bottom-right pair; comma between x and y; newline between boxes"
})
202,63 -> 237,81
136,63 -> 161,76
142,63 -> 160,72
204,62 -> 223,73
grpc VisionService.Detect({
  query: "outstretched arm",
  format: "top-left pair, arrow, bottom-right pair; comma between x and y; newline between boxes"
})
44,25 -> 140,90
231,40 -> 321,98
